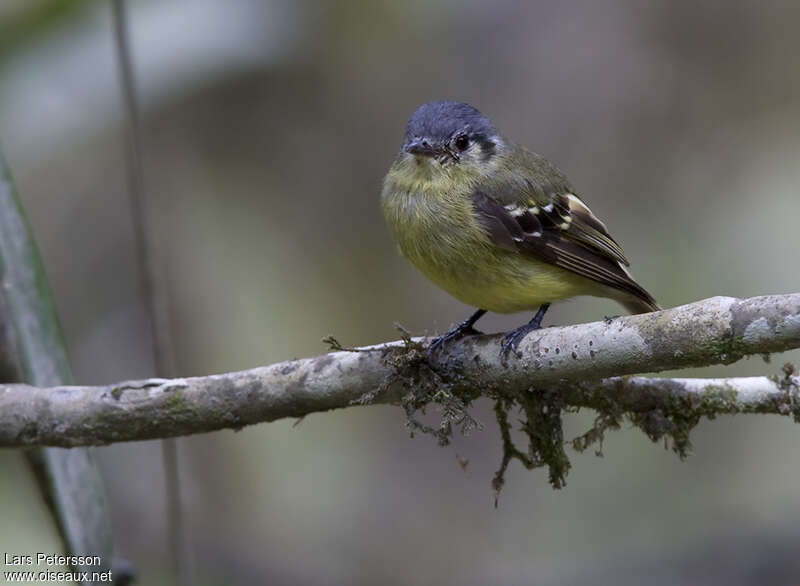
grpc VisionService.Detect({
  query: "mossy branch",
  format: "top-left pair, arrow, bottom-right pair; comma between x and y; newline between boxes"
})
0,293 -> 796,450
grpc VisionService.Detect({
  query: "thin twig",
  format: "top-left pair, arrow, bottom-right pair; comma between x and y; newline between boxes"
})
0,371 -> 795,448
110,2 -> 186,584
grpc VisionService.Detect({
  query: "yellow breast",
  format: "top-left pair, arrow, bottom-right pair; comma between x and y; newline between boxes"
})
381,162 -> 588,314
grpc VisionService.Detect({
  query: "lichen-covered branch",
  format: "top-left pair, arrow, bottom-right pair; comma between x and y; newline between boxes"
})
0,293 -> 797,449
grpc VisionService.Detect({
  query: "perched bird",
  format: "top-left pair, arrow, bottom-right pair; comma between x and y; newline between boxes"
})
381,100 -> 660,358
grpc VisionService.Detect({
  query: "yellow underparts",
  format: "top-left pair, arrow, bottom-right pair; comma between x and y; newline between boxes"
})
382,157 -> 590,314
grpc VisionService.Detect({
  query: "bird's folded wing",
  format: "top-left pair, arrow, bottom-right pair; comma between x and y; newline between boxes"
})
472,187 -> 657,307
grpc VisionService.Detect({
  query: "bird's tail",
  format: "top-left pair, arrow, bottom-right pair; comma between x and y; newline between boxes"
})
619,293 -> 661,315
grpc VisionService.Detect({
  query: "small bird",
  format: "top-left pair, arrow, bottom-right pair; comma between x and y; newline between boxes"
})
381,100 -> 660,359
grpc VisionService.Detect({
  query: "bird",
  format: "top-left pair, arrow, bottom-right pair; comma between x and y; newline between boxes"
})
381,100 -> 660,360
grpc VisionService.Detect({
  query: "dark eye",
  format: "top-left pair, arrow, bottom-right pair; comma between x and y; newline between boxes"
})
454,134 -> 470,151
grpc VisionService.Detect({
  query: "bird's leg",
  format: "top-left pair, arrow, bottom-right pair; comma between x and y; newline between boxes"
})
500,303 -> 550,362
428,309 -> 487,356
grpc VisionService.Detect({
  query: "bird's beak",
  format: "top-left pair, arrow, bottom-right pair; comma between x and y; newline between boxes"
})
404,138 -> 441,157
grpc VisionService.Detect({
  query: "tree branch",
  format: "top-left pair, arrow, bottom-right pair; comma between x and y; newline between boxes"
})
0,294 -> 797,448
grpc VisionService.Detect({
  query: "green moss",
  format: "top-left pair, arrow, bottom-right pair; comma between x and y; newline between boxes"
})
390,328 -> 482,446
713,331 -> 750,365
162,389 -> 188,414
770,362 -> 800,422
334,327 -> 800,497
379,332 -> 572,494
491,389 -> 572,496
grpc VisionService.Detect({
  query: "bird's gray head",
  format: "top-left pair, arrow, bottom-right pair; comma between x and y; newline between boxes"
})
400,101 -> 504,169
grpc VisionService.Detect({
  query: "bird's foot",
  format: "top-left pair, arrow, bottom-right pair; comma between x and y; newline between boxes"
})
500,303 -> 550,363
500,323 -> 540,362
428,323 -> 483,357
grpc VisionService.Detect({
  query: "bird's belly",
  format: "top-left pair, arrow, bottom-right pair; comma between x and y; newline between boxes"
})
383,185 -> 587,314
404,239 -> 586,314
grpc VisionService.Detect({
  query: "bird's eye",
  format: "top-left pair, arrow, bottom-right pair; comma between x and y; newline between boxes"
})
454,134 -> 470,151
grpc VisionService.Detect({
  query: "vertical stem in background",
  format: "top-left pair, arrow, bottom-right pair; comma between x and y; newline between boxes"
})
110,1 -> 187,584
0,151 -> 114,585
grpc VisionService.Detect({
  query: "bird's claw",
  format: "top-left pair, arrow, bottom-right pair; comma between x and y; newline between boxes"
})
500,303 -> 550,364
428,325 -> 482,357
500,324 -> 538,363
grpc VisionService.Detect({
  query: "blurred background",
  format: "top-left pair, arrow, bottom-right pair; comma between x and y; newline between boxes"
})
1,0 -> 799,584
